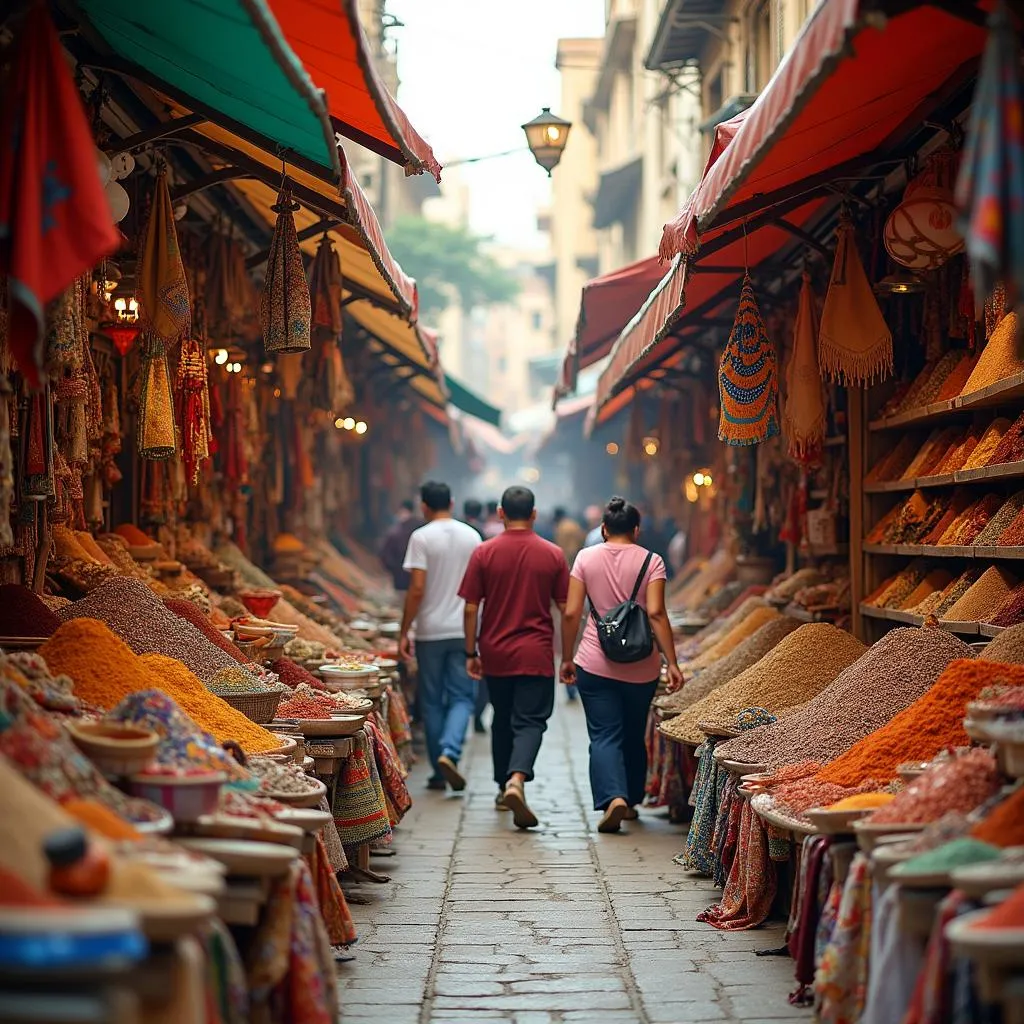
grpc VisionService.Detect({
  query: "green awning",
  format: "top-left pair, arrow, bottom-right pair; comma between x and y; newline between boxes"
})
79,0 -> 339,174
445,375 -> 501,428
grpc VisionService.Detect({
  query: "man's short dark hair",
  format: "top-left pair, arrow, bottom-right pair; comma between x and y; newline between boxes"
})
486,500 -> 499,516
464,498 -> 483,520
400,499 -> 414,513
501,486 -> 535,521
553,507 -> 567,522
421,481 -> 451,512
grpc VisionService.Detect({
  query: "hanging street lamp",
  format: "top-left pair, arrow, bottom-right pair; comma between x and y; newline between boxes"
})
521,108 -> 572,175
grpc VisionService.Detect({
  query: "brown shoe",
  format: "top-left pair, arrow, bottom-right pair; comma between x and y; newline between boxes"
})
437,755 -> 466,792
598,799 -> 629,834
624,807 -> 639,821
502,780 -> 538,829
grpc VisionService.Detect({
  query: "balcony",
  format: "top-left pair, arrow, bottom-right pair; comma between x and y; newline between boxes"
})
645,0 -> 733,71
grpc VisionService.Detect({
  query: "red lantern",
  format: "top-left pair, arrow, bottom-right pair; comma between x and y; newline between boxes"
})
107,322 -> 140,356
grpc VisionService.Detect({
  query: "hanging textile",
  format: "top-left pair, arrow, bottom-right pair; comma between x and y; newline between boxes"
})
260,192 -> 311,355
0,4 -> 119,389
819,217 -> 893,385
175,337 -> 212,485
307,235 -> 354,413
207,230 -> 258,340
0,374 -> 13,548
718,275 -> 780,445
138,171 -> 190,346
44,276 -> 87,374
956,1 -> 1024,318
137,334 -> 177,460
783,272 -> 826,465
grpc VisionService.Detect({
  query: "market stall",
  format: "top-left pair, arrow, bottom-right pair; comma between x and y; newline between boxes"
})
0,3 -> 438,1018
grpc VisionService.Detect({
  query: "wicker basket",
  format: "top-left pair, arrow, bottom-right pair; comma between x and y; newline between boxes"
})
212,689 -> 283,724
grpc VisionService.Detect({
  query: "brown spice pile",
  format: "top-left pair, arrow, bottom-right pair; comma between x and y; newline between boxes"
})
980,622 -> 1024,662
714,627 -> 973,772
962,418 -> 1013,469
943,566 -> 1019,622
960,311 -> 1023,397
975,491 -> 1024,546
661,623 -> 867,746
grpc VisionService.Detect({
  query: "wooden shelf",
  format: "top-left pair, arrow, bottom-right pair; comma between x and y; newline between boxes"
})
938,618 -> 982,635
980,623 -> 1007,637
956,371 -> 1024,412
864,543 -> 1024,560
896,544 -> 974,558
863,543 -> 900,555
955,460 -> 1024,484
859,604 -> 987,635
867,372 -> 1024,433
869,399 -> 958,432
865,479 -> 916,493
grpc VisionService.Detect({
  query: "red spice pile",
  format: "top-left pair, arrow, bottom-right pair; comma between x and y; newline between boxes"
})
277,693 -> 338,720
270,657 -> 327,691
0,584 -> 62,637
164,598 -> 249,664
972,882 -> 1024,929
972,785 -> 1024,847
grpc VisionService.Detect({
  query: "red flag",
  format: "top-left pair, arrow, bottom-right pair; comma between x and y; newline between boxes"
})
0,4 -> 120,388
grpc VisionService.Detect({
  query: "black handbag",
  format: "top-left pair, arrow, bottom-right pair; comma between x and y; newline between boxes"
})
589,551 -> 655,664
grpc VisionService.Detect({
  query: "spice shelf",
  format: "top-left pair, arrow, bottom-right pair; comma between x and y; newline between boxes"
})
864,464 -> 1024,494
868,372 -> 1024,433
979,623 -> 1007,637
864,544 -> 1024,561
957,371 -> 1024,412
955,461 -> 1024,484
858,604 -> 985,636
868,399 -> 958,432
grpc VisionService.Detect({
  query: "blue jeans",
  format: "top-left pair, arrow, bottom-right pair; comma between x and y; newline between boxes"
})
416,638 -> 476,776
575,666 -> 658,810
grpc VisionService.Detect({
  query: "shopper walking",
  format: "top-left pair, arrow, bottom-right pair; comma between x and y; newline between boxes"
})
459,486 -> 569,829
399,481 -> 481,792
553,507 -> 585,567
560,497 -> 683,833
379,500 -> 420,598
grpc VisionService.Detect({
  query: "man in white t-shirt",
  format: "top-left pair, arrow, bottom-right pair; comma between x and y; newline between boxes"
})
399,480 -> 482,792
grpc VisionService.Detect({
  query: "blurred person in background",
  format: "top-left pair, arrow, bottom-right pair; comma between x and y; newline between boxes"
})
462,498 -> 485,539
583,505 -> 603,548
483,500 -> 503,539
559,496 -> 683,833
379,499 -> 420,598
399,481 -> 482,792
553,507 -> 585,567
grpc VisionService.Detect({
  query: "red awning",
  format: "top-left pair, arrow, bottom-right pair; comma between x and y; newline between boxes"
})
660,0 -> 986,258
558,255 -> 669,396
268,0 -> 442,180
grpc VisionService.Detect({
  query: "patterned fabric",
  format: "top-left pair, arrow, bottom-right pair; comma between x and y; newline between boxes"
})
819,217 -> 893,386
332,730 -> 391,851
787,834 -> 832,1005
205,917 -> 249,1024
697,797 -> 776,930
814,851 -> 873,1024
260,193 -> 311,354
956,2 -> 1024,314
783,271 -> 826,466
304,835 -> 356,947
137,333 -> 177,460
364,713 -> 411,826
138,171 -> 190,344
718,275 -> 780,446
676,738 -> 721,874
904,890 -> 975,1024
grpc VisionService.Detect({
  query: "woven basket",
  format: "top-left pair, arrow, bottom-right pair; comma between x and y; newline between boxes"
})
213,689 -> 283,724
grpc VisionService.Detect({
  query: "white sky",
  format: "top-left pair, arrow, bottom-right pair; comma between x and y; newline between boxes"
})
385,0 -> 605,249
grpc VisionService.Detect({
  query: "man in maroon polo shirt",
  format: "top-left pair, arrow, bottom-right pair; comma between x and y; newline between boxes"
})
459,485 -> 569,829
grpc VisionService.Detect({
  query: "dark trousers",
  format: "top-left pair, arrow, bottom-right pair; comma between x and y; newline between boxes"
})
487,675 -> 554,787
575,666 -> 658,810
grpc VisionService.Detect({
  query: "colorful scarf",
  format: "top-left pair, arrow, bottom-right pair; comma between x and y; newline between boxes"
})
260,193 -> 311,354
783,271 -> 826,465
819,217 -> 892,385
0,5 -> 119,389
138,172 -> 190,345
718,275 -> 780,445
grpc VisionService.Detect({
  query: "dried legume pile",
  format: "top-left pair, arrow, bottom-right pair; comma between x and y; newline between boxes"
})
866,748 -> 1001,824
900,569 -> 954,611
917,426 -> 965,477
934,569 -> 983,616
658,617 -> 802,715
922,489 -> 973,545
214,541 -> 279,590
943,566 -> 1018,622
271,656 -> 327,690
998,504 -> 1024,546
867,561 -> 929,609
247,757 -> 319,795
935,426 -> 983,473
208,665 -> 270,693
975,491 -> 1024,545
963,418 -> 1013,468
268,597 -> 347,652
685,605 -> 781,672
981,623 -> 1024,663
58,578 -> 241,683
989,585 -> 1024,627
893,360 -> 943,412
715,626 -> 972,771
945,493 -> 1006,546
283,638 -> 327,662
971,784 -> 1024,846
878,492 -> 946,544
818,658 -> 1024,786
960,311 -> 1023,397
682,597 -> 768,658
910,351 -> 964,408
662,623 -> 867,746
903,427 -> 959,479
164,597 -> 249,664
988,411 -> 1024,465
769,569 -> 825,602
0,584 -> 61,636
770,777 -> 884,817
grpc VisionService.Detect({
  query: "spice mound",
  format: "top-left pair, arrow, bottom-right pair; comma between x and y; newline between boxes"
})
971,785 -> 1024,847
0,584 -> 62,637
247,757 -> 320,796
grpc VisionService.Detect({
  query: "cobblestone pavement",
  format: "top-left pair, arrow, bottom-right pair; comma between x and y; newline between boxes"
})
338,701 -> 811,1024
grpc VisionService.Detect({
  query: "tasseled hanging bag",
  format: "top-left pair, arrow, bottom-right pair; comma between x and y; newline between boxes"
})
137,334 -> 177,460
818,217 -> 893,386
783,271 -> 826,465
260,192 -> 311,355
718,275 -> 780,445
175,336 -> 212,485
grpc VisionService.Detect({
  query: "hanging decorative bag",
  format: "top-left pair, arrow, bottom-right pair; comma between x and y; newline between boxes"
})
138,171 -> 191,346
175,336 -> 212,485
718,275 -> 780,446
818,215 -> 893,386
260,191 -> 311,355
783,271 -> 826,466
137,333 -> 177,460
307,234 -> 353,411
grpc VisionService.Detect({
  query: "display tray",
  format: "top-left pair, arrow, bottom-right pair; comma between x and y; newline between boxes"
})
717,759 -> 766,775
950,861 -> 1024,900
803,807 -> 871,836
868,398 -> 958,432
938,619 -> 982,636
956,370 -> 1024,412
106,892 -> 217,943
995,737 -> 1024,778
176,838 -> 299,878
871,839 -> 919,877
275,808 -> 332,833
859,605 -> 924,627
750,793 -> 817,836
979,623 -> 1007,638
263,776 -> 327,809
946,910 -> 1024,967
188,813 -> 305,849
963,718 -> 994,743
854,820 -> 926,853
276,717 -> 363,737
0,636 -> 49,650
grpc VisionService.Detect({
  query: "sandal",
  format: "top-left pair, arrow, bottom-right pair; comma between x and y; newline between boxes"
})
502,780 -> 538,829
598,799 -> 629,834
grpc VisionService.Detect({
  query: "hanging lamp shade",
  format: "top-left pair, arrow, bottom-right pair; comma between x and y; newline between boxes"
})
718,275 -> 780,446
884,150 -> 964,270
260,192 -> 311,355
819,216 -> 893,386
138,171 -> 190,345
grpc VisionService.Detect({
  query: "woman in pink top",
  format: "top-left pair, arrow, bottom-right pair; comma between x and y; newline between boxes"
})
560,497 -> 684,833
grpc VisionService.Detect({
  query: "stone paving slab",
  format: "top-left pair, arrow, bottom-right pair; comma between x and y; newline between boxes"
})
336,702 -> 810,1024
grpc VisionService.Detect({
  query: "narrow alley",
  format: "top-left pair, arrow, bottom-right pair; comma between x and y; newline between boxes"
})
337,704 -> 811,1024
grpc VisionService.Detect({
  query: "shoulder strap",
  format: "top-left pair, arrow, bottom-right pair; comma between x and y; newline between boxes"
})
629,551 -> 654,604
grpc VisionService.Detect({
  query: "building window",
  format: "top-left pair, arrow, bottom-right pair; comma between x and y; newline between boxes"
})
746,0 -> 773,93
531,311 -> 542,331
706,64 -> 724,118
